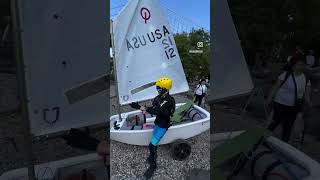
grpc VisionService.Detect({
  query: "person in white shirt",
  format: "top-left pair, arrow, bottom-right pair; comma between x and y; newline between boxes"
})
266,55 -> 312,142
194,79 -> 207,106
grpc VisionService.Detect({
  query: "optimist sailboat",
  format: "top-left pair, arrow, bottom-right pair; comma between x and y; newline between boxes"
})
210,0 -> 320,179
109,0 -> 210,146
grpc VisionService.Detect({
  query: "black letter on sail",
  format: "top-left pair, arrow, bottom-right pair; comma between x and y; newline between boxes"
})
147,32 -> 156,43
127,39 -> 134,51
163,25 -> 170,37
133,37 -> 139,48
139,35 -> 147,46
155,29 -> 162,39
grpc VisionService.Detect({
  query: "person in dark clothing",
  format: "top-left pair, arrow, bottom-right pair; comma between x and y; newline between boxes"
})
130,77 -> 175,179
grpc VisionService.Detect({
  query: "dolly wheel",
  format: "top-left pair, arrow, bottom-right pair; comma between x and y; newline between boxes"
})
171,139 -> 191,161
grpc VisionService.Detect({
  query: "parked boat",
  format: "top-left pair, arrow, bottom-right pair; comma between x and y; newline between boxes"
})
110,103 -> 210,146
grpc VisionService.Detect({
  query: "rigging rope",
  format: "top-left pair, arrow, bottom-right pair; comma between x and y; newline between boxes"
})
110,1 -> 208,33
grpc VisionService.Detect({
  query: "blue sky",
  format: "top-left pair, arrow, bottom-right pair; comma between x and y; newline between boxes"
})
110,0 -> 210,31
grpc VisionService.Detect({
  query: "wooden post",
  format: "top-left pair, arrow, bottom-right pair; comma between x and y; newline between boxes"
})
10,0 -> 36,179
110,20 -> 122,122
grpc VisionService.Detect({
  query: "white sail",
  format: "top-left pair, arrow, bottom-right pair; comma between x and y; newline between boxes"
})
209,0 -> 254,103
112,0 -> 189,105
17,0 -> 108,136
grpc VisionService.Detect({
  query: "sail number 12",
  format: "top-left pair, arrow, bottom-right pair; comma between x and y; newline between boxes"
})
162,36 -> 176,60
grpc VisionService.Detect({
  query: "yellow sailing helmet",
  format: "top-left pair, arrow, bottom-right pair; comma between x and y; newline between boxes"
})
155,77 -> 172,90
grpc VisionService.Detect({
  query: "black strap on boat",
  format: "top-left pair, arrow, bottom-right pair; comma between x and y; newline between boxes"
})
143,113 -> 146,123
187,108 -> 197,119
191,112 -> 200,121
250,150 -> 273,176
187,108 -> 194,117
262,160 -> 283,180
264,141 -> 301,180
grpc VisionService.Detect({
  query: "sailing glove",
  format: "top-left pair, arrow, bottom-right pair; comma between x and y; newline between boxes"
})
130,102 -> 141,109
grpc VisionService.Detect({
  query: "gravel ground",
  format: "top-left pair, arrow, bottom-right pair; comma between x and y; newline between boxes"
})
110,130 -> 210,180
110,83 -> 210,179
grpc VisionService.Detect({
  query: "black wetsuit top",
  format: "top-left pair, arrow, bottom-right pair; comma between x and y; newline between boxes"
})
146,93 -> 175,129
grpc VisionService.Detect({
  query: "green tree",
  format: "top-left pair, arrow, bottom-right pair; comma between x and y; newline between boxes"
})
228,0 -> 320,62
174,29 -> 210,81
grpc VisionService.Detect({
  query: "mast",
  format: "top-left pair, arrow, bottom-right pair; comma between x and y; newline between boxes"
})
10,0 -> 36,179
110,20 -> 122,122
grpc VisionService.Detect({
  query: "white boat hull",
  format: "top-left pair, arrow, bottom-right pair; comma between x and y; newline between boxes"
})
0,153 -> 105,180
212,131 -> 320,180
110,103 -> 210,146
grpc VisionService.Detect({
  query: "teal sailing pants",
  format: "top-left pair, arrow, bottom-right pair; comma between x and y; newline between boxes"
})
150,124 -> 167,146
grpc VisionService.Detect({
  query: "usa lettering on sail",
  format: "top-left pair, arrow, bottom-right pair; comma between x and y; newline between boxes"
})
126,25 -> 176,60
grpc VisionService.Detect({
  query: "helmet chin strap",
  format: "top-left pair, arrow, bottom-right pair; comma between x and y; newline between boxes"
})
157,88 -> 168,96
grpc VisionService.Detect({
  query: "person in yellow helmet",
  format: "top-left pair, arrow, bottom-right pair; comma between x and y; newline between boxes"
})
130,77 -> 176,179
